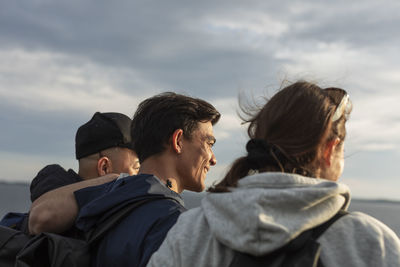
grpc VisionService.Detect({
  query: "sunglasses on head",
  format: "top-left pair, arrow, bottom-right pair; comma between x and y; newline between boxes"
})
331,94 -> 351,122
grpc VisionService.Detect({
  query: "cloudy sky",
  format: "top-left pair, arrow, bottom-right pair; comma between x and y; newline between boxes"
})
1,0 -> 400,200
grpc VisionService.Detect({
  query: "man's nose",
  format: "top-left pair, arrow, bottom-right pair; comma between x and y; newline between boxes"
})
210,152 -> 217,166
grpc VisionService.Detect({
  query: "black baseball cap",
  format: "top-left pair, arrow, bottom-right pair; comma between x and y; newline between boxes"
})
75,112 -> 133,159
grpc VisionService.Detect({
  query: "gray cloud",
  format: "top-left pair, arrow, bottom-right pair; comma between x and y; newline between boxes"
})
0,102 -> 80,157
1,0 -> 400,199
0,1 -> 289,97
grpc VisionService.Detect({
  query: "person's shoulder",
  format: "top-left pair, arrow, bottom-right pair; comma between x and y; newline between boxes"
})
33,164 -> 70,178
164,206 -> 204,233
326,211 -> 400,245
147,206 -> 214,267
319,211 -> 400,266
119,174 -> 185,205
345,211 -> 399,238
30,164 -> 82,201
135,197 -> 186,219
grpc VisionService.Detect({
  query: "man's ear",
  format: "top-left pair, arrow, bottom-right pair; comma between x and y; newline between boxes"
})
171,129 -> 184,154
322,138 -> 341,166
97,157 -> 112,176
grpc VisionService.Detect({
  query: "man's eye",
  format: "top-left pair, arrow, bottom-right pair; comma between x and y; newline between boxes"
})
133,163 -> 140,170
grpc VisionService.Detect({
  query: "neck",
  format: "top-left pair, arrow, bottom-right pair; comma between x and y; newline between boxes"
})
78,168 -> 98,180
138,154 -> 182,193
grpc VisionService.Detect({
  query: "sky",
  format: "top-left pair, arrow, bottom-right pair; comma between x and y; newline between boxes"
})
1,0 -> 400,200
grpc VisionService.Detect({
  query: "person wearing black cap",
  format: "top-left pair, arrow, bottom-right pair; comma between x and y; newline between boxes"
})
75,93 -> 220,267
31,112 -> 140,202
27,92 -> 221,267
0,112 -> 140,235
74,112 -> 139,179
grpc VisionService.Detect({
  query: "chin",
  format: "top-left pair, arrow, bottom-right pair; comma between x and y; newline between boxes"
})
191,188 -> 203,193
184,174 -> 206,192
193,184 -> 205,192
187,182 -> 205,193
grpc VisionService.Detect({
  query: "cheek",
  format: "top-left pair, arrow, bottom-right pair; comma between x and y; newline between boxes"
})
131,167 -> 139,175
124,165 -> 134,175
121,161 -> 134,175
334,150 -> 345,180
339,157 -> 344,174
339,146 -> 345,168
200,149 -> 212,165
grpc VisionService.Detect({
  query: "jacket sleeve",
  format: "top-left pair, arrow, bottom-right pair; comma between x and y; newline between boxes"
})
140,207 -> 183,267
145,219 -> 180,267
0,212 -> 29,232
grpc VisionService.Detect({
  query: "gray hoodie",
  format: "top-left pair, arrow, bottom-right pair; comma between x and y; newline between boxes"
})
147,173 -> 400,267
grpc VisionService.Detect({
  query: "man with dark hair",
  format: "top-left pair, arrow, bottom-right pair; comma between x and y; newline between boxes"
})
130,92 -> 220,192
29,92 -> 220,267
1,112 -> 140,235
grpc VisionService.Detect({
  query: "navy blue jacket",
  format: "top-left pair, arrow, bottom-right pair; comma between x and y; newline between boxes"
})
75,174 -> 186,267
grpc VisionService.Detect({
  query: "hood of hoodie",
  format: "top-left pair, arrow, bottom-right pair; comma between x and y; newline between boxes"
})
75,174 -> 184,231
201,172 -> 350,256
30,164 -> 82,202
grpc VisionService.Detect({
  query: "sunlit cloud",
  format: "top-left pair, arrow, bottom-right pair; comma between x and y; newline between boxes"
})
272,41 -> 400,154
0,49 -> 159,115
1,0 -> 400,201
205,12 -> 289,38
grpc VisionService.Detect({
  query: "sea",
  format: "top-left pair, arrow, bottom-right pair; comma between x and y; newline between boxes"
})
1,181 -> 400,236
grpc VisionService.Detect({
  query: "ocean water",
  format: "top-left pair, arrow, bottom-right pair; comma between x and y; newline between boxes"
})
1,182 -> 400,237
0,182 -> 30,217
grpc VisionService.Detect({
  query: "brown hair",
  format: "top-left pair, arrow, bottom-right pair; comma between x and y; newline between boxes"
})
131,92 -> 220,162
208,81 -> 351,192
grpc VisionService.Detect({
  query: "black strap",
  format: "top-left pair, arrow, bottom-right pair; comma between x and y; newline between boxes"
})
312,209 -> 348,240
228,209 -> 349,267
286,209 -> 348,251
0,226 -> 21,249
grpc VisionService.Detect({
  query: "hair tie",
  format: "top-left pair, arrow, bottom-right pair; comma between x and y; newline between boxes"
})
245,139 -> 269,153
246,139 -> 291,171
246,139 -> 275,169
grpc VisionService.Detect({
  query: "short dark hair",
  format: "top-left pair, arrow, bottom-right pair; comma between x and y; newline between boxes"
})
131,92 -> 220,162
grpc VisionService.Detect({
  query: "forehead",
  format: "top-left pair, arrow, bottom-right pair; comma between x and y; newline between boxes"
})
191,121 -> 215,140
117,148 -> 138,161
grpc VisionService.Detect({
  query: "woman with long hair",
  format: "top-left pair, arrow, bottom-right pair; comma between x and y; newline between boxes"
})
148,81 -> 400,267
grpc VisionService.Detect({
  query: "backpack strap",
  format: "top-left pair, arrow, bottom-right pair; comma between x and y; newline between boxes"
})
0,226 -> 26,250
0,226 -> 32,267
285,209 -> 349,251
311,209 -> 349,240
228,209 -> 349,267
